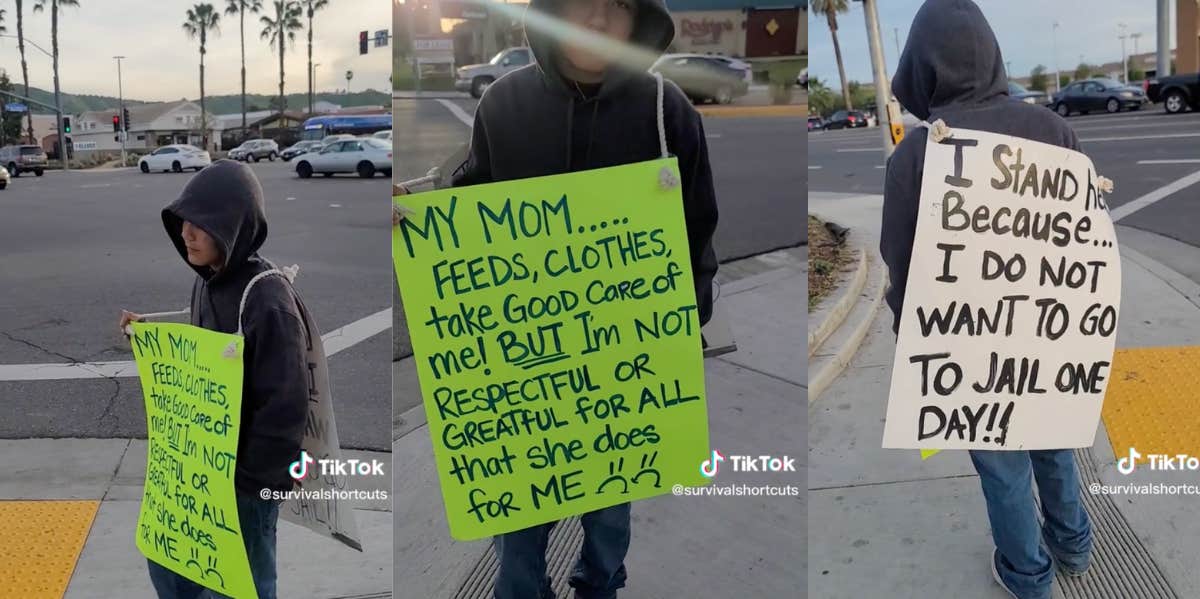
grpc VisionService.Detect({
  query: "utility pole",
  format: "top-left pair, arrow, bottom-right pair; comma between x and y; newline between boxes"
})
860,0 -> 899,158
1052,21 -> 1061,93
1156,0 -> 1170,76
114,56 -> 127,167
1118,23 -> 1128,83
52,45 -> 67,171
893,27 -> 901,60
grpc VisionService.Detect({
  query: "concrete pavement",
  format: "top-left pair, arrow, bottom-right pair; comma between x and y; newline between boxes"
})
393,248 -> 806,599
808,192 -> 1200,598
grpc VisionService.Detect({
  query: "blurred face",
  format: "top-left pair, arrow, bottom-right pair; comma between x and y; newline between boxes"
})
181,221 -> 222,269
558,0 -> 638,78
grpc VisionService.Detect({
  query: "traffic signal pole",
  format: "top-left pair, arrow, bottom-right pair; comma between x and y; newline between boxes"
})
115,56 -> 127,167
861,0 -> 902,159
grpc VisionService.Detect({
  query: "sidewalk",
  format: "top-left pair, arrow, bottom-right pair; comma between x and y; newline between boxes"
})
392,249 -> 806,599
808,192 -> 1200,598
0,439 -> 392,598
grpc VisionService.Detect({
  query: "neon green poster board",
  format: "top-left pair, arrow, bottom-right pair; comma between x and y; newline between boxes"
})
130,322 -> 256,599
393,158 -> 711,540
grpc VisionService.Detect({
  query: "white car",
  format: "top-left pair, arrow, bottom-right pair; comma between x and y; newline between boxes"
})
139,145 -> 212,173
372,130 -> 392,141
295,137 -> 392,179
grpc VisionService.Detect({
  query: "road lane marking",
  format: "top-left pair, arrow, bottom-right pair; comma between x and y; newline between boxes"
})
435,99 -> 474,127
1071,120 -> 1200,133
286,196 -> 297,201
329,203 -> 342,208
1109,169 -> 1200,222
808,166 -> 823,170
1136,159 -> 1200,165
835,148 -> 881,153
1080,132 -> 1200,143
0,308 -> 391,381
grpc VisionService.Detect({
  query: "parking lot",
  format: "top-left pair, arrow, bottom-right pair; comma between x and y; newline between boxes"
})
0,159 -> 393,450
809,106 -> 1200,256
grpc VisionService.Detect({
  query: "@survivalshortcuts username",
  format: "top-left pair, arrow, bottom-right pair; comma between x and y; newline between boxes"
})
262,488 -> 389,501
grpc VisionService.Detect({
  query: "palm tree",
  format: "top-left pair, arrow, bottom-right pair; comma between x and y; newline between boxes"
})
225,0 -> 262,143
15,1 -> 35,142
260,1 -> 303,125
304,0 -> 330,115
811,0 -> 854,111
32,0 -> 78,161
183,4 -> 220,151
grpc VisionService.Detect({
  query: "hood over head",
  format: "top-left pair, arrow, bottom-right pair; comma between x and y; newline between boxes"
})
525,0 -> 675,97
892,0 -> 1009,120
162,159 -> 267,281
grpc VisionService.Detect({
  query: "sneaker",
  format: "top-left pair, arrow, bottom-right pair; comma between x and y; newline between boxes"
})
1048,549 -> 1090,577
990,549 -> 1021,599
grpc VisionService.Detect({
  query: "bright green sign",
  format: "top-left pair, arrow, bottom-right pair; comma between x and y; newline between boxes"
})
130,322 -> 256,599
393,158 -> 711,540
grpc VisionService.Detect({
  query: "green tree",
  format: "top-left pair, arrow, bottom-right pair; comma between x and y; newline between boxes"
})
1029,65 -> 1048,91
303,0 -> 330,115
184,4 -> 220,150
809,77 -> 836,116
0,71 -> 24,146
260,1 -> 303,118
1059,73 -> 1071,88
225,0 -> 263,142
811,0 -> 854,111
32,0 -> 79,158
1074,62 -> 1093,81
1129,66 -> 1145,82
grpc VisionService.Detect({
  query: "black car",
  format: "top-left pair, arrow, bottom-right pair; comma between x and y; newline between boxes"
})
651,54 -> 751,105
1007,81 -> 1050,106
824,110 -> 868,130
1051,78 -> 1148,116
1146,72 -> 1200,114
808,116 -> 825,131
280,140 -> 323,161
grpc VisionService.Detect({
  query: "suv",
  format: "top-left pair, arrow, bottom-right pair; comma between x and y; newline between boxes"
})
0,144 -> 48,177
455,47 -> 533,98
1146,72 -> 1200,114
231,139 -> 279,162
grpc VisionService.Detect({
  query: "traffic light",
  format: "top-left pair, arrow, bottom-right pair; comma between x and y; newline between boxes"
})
359,31 -> 368,55
112,115 -> 120,132
63,117 -> 71,133
123,108 -> 131,131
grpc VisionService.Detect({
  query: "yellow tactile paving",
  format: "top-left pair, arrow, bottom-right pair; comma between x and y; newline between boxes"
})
0,500 -> 99,599
1103,346 -> 1200,465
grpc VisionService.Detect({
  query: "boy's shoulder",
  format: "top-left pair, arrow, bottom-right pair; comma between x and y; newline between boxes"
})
478,65 -> 543,110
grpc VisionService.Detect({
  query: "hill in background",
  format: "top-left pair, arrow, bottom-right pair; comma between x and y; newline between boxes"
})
7,86 -> 390,114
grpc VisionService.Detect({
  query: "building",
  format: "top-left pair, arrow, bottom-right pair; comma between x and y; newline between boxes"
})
667,0 -> 806,59
213,109 -> 307,148
1180,0 -> 1199,74
69,100 -> 218,155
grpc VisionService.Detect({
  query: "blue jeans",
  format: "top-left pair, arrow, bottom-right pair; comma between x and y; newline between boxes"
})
970,449 -> 1093,599
147,494 -> 281,599
493,503 -> 631,599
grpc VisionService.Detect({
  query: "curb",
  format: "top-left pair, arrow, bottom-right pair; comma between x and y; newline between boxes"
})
696,104 -> 806,118
808,265 -> 885,403
808,247 -> 867,357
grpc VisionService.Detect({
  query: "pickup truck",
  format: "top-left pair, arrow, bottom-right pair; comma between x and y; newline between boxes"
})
1146,73 -> 1200,114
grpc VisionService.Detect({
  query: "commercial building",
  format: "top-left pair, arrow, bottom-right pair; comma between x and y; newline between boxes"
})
667,0 -> 806,58
69,100 -> 217,155
1180,0 -> 1199,74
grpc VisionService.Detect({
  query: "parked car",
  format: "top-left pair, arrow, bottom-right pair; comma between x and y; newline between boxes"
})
808,116 -> 825,131
1008,81 -> 1051,106
798,67 -> 808,88
823,110 -> 869,130
1051,78 -> 1148,116
372,130 -> 392,141
321,134 -> 357,147
455,47 -> 533,98
1146,72 -> 1200,114
0,165 -> 10,189
280,140 -> 323,161
230,139 -> 279,162
0,144 -> 47,177
294,137 -> 393,179
139,144 -> 212,173
650,54 -> 751,104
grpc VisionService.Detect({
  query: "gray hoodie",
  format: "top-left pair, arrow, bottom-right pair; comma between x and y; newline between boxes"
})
881,0 -> 1081,333
162,159 -> 309,495
451,0 -> 719,324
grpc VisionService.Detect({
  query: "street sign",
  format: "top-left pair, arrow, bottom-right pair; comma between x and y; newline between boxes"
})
374,30 -> 389,48
414,37 -> 455,65
73,141 -> 97,151
4,103 -> 27,113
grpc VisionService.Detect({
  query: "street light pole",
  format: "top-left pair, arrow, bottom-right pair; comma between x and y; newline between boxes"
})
2,33 -> 69,172
1118,23 -> 1128,84
1052,22 -> 1060,93
861,0 -> 896,158
114,56 -> 126,167
1131,32 -> 1142,78
1157,0 -> 1171,77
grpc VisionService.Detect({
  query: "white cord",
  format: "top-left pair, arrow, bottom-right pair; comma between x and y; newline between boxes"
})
653,71 -> 667,159
235,264 -> 300,337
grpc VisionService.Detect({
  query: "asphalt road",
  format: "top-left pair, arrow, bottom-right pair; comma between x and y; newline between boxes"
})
0,160 -> 393,450
392,97 -> 807,260
808,106 -> 1200,250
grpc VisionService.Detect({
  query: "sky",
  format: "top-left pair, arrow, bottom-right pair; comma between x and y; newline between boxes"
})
809,0 -> 1177,86
0,0 -> 392,102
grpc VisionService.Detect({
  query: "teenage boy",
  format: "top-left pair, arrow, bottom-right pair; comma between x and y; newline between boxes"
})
449,0 -> 719,596
881,2 -> 1093,599
121,159 -> 309,599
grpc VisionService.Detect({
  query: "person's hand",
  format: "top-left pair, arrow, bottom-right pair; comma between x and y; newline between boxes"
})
119,310 -> 143,336
392,185 -> 410,227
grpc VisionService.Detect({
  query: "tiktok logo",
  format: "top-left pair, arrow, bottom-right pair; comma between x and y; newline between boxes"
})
289,451 -> 315,480
1117,447 -> 1141,475
700,450 -> 725,478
